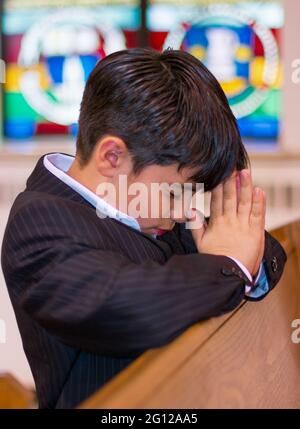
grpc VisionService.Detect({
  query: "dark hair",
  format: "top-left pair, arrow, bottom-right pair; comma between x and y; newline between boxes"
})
76,48 -> 249,191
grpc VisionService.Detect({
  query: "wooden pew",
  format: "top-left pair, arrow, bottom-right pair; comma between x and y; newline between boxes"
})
80,219 -> 300,409
0,373 -> 35,409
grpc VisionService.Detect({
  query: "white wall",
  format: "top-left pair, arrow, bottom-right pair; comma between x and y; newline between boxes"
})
282,0 -> 300,154
0,162 -> 35,388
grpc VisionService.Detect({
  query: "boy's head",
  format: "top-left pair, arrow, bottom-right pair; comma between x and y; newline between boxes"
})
72,48 -> 249,233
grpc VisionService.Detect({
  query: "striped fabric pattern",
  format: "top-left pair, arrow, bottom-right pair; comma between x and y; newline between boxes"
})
1,154 -> 287,409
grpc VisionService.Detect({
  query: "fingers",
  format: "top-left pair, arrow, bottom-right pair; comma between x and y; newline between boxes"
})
223,170 -> 238,217
252,231 -> 265,277
250,187 -> 266,229
186,209 -> 207,248
210,169 -> 239,221
210,168 -> 266,231
236,171 -> 241,201
237,169 -> 253,221
210,183 -> 223,221
261,189 -> 266,230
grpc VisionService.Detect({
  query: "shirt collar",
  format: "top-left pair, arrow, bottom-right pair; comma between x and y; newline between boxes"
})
43,152 -> 141,231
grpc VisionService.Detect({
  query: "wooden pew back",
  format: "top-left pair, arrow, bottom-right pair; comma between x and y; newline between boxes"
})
0,373 -> 35,409
80,220 -> 300,409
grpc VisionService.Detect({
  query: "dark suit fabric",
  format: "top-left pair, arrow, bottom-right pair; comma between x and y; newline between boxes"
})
1,155 -> 287,408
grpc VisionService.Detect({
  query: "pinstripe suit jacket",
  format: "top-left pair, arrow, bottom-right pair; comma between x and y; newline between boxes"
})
1,154 -> 287,409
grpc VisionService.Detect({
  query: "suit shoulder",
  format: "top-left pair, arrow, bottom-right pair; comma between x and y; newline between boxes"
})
9,190 -> 94,222
4,190 -> 102,249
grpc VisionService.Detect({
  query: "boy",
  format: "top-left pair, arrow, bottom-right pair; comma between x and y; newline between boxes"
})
1,49 -> 287,409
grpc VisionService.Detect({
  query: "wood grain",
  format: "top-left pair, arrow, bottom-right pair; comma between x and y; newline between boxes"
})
0,373 -> 35,409
80,219 -> 300,409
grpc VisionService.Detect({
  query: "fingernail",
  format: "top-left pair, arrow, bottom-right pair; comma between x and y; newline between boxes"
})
254,187 -> 261,196
241,169 -> 248,179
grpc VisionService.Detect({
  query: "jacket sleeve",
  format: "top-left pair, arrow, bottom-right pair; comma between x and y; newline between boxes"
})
2,206 -> 254,359
245,229 -> 287,301
173,218 -> 287,301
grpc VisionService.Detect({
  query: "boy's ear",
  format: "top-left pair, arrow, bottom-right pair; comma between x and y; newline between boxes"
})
94,136 -> 129,176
